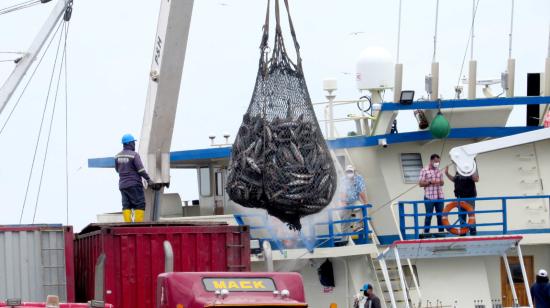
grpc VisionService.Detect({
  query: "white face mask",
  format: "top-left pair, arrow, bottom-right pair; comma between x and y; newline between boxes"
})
433,162 -> 440,168
346,173 -> 354,179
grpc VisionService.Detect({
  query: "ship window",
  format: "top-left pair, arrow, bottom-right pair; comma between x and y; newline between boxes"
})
215,171 -> 224,196
400,153 -> 423,183
199,167 -> 212,197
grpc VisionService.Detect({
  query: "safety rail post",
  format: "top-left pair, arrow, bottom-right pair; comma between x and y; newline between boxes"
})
361,204 -> 369,243
413,202 -> 420,239
502,198 -> 508,234
328,208 -> 335,247
399,202 -> 406,239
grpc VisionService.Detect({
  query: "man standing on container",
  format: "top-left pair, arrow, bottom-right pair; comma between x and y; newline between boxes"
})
115,134 -> 154,223
418,154 -> 444,234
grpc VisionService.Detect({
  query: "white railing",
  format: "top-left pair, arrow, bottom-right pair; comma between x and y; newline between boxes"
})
312,99 -> 377,139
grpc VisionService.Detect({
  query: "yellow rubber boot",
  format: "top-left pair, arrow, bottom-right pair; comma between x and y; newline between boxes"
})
122,209 -> 132,223
134,209 -> 145,222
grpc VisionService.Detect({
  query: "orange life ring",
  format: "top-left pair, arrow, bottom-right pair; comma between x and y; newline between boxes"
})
441,201 -> 476,235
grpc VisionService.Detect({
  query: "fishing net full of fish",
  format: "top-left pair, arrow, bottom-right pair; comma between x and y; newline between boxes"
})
226,0 -> 337,231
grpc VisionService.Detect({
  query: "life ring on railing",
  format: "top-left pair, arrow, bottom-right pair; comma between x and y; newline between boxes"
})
441,201 -> 476,235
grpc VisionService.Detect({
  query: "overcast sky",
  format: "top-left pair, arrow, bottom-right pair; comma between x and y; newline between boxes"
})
0,0 -> 548,231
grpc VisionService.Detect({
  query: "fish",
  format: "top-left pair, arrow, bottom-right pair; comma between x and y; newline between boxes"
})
254,138 -> 263,158
264,125 -> 273,143
290,172 -> 313,179
246,157 -> 262,174
288,180 -> 310,186
289,142 -> 304,165
227,102 -> 338,230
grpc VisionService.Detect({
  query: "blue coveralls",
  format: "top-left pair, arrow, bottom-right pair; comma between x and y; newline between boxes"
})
114,143 -> 151,210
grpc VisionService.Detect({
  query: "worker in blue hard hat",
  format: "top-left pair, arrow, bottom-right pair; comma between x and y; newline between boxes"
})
353,283 -> 381,308
115,134 -> 154,223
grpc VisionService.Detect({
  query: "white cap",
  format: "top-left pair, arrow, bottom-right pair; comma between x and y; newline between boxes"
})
345,165 -> 355,172
538,269 -> 548,277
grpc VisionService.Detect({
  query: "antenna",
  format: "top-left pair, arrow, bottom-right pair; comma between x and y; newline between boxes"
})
432,0 -> 440,63
470,0 -> 476,61
396,0 -> 403,63
508,0 -> 515,59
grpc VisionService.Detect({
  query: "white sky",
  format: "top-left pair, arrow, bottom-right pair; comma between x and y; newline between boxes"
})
0,0 -> 548,231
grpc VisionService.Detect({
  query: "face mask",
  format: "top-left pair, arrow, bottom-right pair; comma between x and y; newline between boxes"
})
433,162 -> 440,168
346,173 -> 354,179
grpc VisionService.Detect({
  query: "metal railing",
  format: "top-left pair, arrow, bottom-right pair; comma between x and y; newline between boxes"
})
234,204 -> 373,252
398,195 -> 550,239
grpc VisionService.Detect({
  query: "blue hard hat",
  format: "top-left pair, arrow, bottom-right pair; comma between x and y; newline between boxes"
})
360,283 -> 370,291
121,134 -> 136,144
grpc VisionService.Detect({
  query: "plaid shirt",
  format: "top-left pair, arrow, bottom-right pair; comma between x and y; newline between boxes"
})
419,166 -> 444,200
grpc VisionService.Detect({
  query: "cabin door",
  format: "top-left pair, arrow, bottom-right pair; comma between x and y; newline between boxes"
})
500,256 -> 534,307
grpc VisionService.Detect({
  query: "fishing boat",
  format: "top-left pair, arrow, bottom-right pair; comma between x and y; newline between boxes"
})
2,0 -> 550,307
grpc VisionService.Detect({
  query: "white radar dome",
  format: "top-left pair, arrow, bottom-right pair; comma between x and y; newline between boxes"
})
356,47 -> 395,91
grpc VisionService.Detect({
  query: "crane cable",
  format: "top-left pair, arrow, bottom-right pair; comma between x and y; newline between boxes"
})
18,19 -> 65,223
0,20 -> 64,137
0,0 -> 41,16
32,21 -> 69,223
64,22 -> 70,225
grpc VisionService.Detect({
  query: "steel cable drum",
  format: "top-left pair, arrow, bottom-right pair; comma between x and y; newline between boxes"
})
226,0 -> 337,231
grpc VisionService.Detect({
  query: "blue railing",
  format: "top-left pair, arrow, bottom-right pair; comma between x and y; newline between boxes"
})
398,195 -> 550,239
234,204 -> 373,252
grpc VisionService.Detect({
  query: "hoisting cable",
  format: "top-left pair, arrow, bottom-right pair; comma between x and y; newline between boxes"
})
32,21 -> 68,223
0,0 -> 41,16
63,22 -> 70,225
0,19 -> 64,137
19,19 -> 65,223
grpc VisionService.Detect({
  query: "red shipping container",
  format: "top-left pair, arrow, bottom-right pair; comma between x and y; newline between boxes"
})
74,223 -> 250,308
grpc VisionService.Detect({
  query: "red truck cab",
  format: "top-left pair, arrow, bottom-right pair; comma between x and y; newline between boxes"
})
157,272 -> 308,308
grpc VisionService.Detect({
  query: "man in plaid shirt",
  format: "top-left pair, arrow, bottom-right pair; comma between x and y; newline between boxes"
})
418,154 -> 445,233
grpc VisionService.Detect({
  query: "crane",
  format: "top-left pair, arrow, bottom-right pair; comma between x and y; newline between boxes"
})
137,0 -> 194,221
0,0 -> 72,112
0,0 -> 193,221
449,127 -> 550,176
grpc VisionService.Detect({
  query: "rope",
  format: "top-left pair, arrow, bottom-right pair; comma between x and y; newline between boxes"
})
19,19 -> 65,223
0,20 -> 64,137
0,0 -> 40,16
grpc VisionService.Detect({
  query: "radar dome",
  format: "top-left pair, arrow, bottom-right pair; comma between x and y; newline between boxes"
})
356,47 -> 394,91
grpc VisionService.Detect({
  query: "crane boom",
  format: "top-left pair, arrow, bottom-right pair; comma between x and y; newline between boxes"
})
0,0 -> 70,114
450,127 -> 550,176
138,0 -> 194,221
